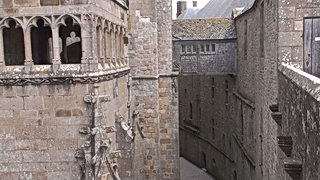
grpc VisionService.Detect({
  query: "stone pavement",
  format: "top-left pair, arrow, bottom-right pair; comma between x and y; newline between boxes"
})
180,157 -> 215,180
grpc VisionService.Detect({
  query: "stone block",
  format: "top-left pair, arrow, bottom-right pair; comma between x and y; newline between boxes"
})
16,126 -> 47,139
23,96 -> 44,110
14,0 -> 39,6
55,109 -> 72,117
0,0 -> 13,7
294,21 -> 303,31
71,109 -> 84,116
279,7 -> 296,19
279,32 -> 302,47
279,19 -> 294,32
40,0 -> 59,6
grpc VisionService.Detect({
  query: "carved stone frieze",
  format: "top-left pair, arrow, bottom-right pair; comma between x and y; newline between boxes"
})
0,69 -> 129,86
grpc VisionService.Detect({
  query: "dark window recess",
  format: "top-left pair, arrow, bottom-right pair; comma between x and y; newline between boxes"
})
244,20 -> 248,59
192,45 -> 197,53
201,152 -> 207,169
187,45 -> 191,53
181,45 -> 185,53
212,127 -> 215,140
233,171 -> 237,180
211,78 -> 215,99
31,19 -> 53,65
184,88 -> 187,98
225,80 -> 229,105
189,103 -> 193,119
3,20 -> 25,65
212,44 -> 216,52
206,44 -> 210,52
200,44 -> 205,52
59,17 -> 82,64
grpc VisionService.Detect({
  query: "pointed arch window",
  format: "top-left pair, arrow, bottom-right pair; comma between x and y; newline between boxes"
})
3,20 -> 25,65
31,19 -> 53,65
59,17 -> 82,64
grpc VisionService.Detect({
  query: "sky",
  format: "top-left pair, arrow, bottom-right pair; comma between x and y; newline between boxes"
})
172,0 -> 211,19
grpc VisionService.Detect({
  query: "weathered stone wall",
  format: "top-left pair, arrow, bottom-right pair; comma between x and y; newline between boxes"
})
0,74 -> 129,180
128,0 -> 180,179
173,40 -> 236,74
278,0 -> 320,68
179,74 -> 237,180
234,0 -> 279,179
278,64 -> 320,180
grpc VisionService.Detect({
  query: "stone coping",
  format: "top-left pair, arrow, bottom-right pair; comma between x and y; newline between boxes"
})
279,63 -> 320,101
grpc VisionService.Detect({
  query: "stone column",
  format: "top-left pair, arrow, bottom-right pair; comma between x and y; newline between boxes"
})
98,27 -> 105,68
104,28 -> 111,69
90,21 -> 99,71
0,28 -> 5,72
24,28 -> 33,73
52,26 -> 61,72
81,15 -> 92,72
111,29 -> 116,68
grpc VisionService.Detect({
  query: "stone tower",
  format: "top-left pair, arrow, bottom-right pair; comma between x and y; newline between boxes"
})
128,0 -> 180,179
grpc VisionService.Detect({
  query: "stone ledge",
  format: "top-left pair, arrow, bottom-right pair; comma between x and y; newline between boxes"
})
0,68 -> 130,86
279,63 -> 320,101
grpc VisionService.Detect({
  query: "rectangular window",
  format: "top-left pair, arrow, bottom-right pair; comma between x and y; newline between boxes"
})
225,80 -> 229,105
211,44 -> 216,52
200,44 -> 205,52
190,103 -> 193,119
206,44 -> 210,52
181,45 -> 185,53
192,45 -> 197,53
211,78 -> 215,99
244,20 -> 248,59
212,118 -> 215,140
187,45 -> 192,53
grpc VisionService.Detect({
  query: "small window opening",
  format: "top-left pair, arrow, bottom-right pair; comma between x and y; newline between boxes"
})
225,80 -> 229,105
211,78 -> 215,99
200,44 -> 205,52
212,119 -> 215,140
206,44 -> 210,52
3,20 -> 25,65
201,152 -> 207,169
31,19 -> 53,65
189,103 -> 193,119
192,45 -> 197,53
181,45 -> 185,53
187,45 -> 191,53
233,171 -> 237,180
211,44 -> 216,52
59,17 -> 82,64
184,88 -> 187,98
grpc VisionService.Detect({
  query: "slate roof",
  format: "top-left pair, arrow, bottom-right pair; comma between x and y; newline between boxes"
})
172,18 -> 236,40
193,0 -> 254,18
177,8 -> 201,19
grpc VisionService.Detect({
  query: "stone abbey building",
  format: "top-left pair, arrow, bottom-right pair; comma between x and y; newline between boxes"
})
175,0 -> 320,180
0,0 -> 179,180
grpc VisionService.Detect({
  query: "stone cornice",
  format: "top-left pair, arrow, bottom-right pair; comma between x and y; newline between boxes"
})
0,69 -> 130,86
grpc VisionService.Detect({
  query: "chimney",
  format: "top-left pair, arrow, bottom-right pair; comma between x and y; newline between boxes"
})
177,1 -> 187,18
193,1 -> 197,8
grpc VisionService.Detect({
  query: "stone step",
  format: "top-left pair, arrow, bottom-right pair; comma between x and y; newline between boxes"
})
277,136 -> 293,157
